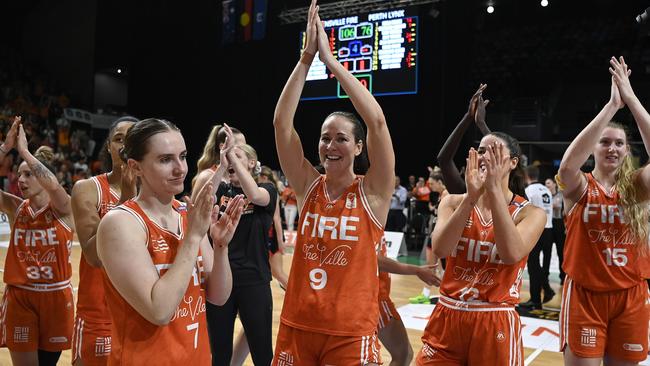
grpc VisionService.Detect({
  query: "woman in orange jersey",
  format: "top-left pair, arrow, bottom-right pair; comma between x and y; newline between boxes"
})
0,116 -> 76,366
416,134 -> 546,365
558,57 -> 650,365
70,116 -> 137,366
377,240 -> 440,366
271,1 -> 395,364
95,118 -> 245,365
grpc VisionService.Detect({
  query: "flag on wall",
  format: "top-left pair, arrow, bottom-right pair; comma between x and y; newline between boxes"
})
252,0 -> 267,40
222,0 -> 236,45
237,0 -> 253,42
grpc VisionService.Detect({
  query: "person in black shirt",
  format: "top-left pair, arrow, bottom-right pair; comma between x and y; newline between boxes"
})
206,143 -> 276,366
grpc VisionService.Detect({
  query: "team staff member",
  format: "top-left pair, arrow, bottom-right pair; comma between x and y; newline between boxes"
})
417,134 -> 546,365
522,165 -> 555,309
0,117 -> 75,366
558,57 -> 650,365
272,0 -> 395,363
207,143 -> 276,366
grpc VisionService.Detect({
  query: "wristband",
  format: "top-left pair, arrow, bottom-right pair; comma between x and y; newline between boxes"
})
300,51 -> 315,65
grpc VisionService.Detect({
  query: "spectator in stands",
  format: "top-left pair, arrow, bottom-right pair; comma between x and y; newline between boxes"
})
281,183 -> 297,232
386,176 -> 408,232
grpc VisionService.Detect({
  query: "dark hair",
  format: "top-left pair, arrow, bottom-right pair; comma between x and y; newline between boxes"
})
101,116 -> 139,171
488,131 -> 526,198
120,118 -> 180,163
525,165 -> 539,181
324,111 -> 370,175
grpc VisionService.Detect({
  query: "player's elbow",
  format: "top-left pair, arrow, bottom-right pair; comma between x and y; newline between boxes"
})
148,310 -> 174,326
499,251 -> 525,265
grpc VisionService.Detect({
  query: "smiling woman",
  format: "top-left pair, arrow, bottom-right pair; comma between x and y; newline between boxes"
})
96,118 -> 245,365
270,0 -> 395,364
557,57 -> 650,365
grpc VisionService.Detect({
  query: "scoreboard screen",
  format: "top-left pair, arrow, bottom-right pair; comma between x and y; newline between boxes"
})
300,8 -> 418,100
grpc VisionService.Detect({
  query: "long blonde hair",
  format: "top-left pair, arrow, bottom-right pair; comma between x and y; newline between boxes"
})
609,122 -> 649,253
196,125 -> 223,173
238,144 -> 261,179
192,124 -> 243,188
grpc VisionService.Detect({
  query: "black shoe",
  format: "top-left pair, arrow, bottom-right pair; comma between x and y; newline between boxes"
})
543,288 -> 556,304
519,300 -> 542,310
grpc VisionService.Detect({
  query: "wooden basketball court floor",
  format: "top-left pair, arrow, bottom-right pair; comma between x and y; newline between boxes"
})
0,242 -> 564,365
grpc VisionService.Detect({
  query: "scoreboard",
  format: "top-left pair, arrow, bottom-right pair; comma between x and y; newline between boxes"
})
300,8 -> 418,100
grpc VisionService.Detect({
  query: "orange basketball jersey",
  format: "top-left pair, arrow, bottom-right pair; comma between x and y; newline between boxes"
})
563,173 -> 650,291
103,200 -> 210,365
3,200 -> 73,289
439,195 -> 529,305
378,237 -> 391,301
76,174 -> 119,322
281,176 -> 383,336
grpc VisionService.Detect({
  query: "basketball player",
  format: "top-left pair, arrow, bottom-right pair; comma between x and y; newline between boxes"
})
70,116 -> 136,365
417,134 -> 546,365
0,117 -> 75,366
558,57 -> 650,365
96,118 -> 245,364
271,0 -> 394,363
377,242 -> 440,366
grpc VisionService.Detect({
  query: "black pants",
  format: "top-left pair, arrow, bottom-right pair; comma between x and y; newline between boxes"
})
386,209 -> 406,232
206,282 -> 273,366
551,218 -> 566,284
527,228 -> 554,304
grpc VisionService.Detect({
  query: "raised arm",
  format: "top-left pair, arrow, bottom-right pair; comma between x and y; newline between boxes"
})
431,148 -> 484,258
610,57 -> 650,155
98,181 -> 216,325
558,77 -> 623,204
228,147 -> 270,206
437,85 -> 490,194
315,10 -> 394,220
0,118 -> 23,221
71,179 -> 102,267
16,123 -> 71,217
484,143 -> 545,264
272,0 -> 320,197
610,56 -> 650,199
